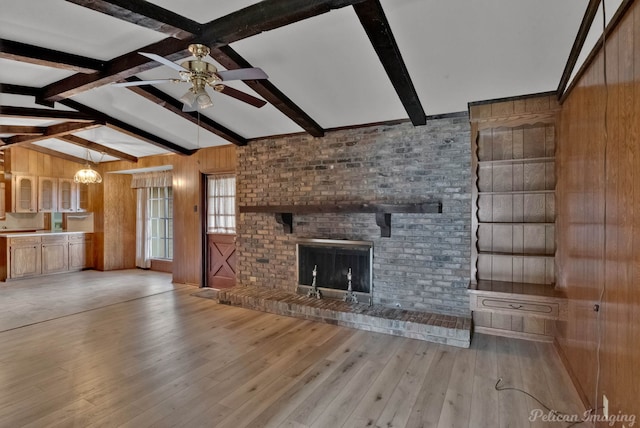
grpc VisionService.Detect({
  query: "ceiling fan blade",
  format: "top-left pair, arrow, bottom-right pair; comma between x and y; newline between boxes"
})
217,85 -> 267,108
112,79 -> 175,87
217,67 -> 268,81
139,52 -> 188,72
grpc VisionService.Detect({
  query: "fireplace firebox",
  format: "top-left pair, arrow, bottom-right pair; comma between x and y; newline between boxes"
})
297,239 -> 373,304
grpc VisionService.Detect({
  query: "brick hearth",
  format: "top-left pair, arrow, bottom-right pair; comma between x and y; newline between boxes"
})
194,286 -> 472,348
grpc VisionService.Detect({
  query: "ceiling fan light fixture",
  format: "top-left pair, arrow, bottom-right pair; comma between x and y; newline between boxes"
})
196,92 -> 213,109
180,90 -> 197,107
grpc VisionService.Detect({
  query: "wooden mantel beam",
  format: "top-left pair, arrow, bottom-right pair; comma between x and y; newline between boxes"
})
0,38 -> 104,74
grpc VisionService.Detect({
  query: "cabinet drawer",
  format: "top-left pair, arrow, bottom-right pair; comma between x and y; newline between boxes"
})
42,235 -> 68,244
68,234 -> 90,242
475,296 -> 559,318
9,236 -> 41,246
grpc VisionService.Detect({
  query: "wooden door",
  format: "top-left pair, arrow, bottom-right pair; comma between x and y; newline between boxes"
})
207,234 -> 236,288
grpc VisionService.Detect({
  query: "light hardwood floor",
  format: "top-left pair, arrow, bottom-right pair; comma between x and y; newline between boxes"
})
0,270 -> 585,427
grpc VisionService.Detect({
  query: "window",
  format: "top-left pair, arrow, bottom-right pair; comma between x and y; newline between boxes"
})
148,186 -> 173,259
208,174 -> 236,234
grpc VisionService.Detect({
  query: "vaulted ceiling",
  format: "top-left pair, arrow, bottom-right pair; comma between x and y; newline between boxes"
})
0,0 -> 598,165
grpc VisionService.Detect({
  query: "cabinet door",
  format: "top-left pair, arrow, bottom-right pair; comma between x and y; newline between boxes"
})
58,179 -> 77,212
13,175 -> 37,213
38,177 -> 58,212
10,244 -> 41,278
42,241 -> 69,274
69,235 -> 93,270
77,183 -> 89,212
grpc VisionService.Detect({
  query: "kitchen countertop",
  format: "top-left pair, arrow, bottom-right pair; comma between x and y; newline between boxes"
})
0,230 -> 90,238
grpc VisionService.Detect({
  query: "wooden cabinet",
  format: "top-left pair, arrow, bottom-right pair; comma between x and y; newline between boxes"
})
38,177 -> 58,212
69,234 -> 93,269
8,175 -> 38,213
469,95 -> 566,341
0,233 -> 93,280
41,235 -> 69,274
76,184 -> 89,212
8,236 -> 41,279
57,178 -> 77,212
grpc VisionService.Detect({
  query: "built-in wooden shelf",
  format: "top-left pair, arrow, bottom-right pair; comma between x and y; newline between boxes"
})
478,222 -> 555,226
478,251 -> 554,258
239,202 -> 442,237
479,190 -> 554,195
469,280 -> 565,299
478,156 -> 555,165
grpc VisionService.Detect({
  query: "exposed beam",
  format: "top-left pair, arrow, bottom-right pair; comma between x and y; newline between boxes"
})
41,37 -> 192,103
58,134 -> 138,163
353,0 -> 426,126
0,125 -> 45,135
58,99 -> 195,156
0,38 -> 104,73
199,0 -> 367,48
211,46 -> 325,137
65,0 -> 200,39
556,0 -> 601,99
0,83 -> 40,97
1,121 -> 104,147
0,105 -> 95,121
124,77 -> 247,146
19,143 -> 87,164
42,0 -> 367,104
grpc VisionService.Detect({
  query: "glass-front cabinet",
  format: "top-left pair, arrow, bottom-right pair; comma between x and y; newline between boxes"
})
12,175 -> 38,213
38,177 -> 58,212
58,178 -> 77,212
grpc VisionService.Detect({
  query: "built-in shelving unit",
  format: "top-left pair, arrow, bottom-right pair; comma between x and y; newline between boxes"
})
468,94 -> 566,341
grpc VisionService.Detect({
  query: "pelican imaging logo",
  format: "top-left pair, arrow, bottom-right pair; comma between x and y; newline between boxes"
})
529,409 -> 636,426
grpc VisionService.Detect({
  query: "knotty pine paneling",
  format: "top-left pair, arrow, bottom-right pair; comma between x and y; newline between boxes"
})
556,1 -> 640,422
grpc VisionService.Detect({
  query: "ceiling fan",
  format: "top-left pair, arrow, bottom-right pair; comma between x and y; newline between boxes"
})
113,43 -> 268,111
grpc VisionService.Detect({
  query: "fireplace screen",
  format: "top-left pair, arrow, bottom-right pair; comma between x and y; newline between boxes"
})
297,239 -> 373,295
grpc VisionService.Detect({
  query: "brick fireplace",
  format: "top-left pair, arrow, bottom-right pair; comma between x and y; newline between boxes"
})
236,115 -> 471,318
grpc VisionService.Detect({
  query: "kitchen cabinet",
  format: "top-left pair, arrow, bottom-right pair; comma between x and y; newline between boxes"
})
0,232 -> 93,280
41,235 -> 69,274
8,236 -> 41,279
58,178 -> 77,212
69,234 -> 93,269
8,175 -> 38,213
38,177 -> 58,212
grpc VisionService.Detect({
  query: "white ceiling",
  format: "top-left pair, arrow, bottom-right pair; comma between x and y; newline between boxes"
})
0,0 -> 615,166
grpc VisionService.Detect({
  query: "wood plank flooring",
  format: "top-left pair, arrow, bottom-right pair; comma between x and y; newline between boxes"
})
0,270 -> 586,427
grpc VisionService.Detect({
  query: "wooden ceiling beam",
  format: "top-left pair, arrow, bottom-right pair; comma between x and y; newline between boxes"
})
199,0 -> 367,48
19,143 -> 87,164
353,0 -> 426,126
210,46 -> 324,138
43,0 -> 367,104
41,37 -> 192,103
0,125 -> 45,135
124,77 -> 247,146
0,83 -> 40,97
64,0 -> 200,39
0,38 -> 104,74
0,105 -> 95,121
58,99 -> 195,156
1,121 -> 104,147
58,134 -> 139,163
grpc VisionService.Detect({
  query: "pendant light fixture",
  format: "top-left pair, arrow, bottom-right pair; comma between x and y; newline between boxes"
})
74,149 -> 103,184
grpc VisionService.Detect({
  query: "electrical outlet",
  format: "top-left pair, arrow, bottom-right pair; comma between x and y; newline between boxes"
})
603,394 -> 609,418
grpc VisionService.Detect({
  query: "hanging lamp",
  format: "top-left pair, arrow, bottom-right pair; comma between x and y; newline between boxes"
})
74,149 -> 103,184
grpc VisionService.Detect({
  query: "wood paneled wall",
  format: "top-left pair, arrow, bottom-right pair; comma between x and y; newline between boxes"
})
96,146 -> 236,284
556,1 -> 640,421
